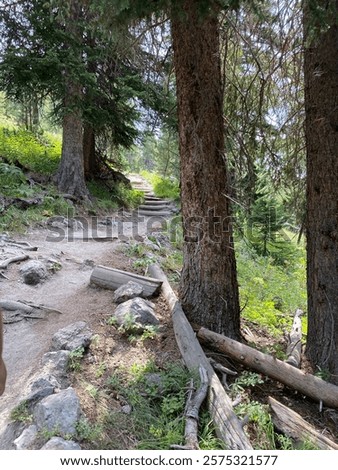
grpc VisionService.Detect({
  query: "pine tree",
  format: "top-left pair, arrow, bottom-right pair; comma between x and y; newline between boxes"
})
304,0 -> 338,384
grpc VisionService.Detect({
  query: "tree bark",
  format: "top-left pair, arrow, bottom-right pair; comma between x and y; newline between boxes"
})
171,1 -> 241,339
198,327 -> 338,409
0,310 -> 6,396
83,124 -> 98,179
303,1 -> 338,383
55,0 -> 89,199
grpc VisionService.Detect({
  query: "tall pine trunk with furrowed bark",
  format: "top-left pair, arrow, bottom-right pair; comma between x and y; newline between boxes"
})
55,0 -> 89,199
304,0 -> 338,383
171,0 -> 241,339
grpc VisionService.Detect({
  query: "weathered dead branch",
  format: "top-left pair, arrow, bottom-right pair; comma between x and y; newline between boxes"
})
208,357 -> 237,389
268,396 -> 338,450
0,254 -> 29,269
197,327 -> 338,409
172,365 -> 209,450
285,308 -> 303,368
148,263 -> 252,450
0,300 -> 63,323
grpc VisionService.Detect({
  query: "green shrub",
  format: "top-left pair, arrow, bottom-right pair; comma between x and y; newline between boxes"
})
141,171 -> 180,200
236,238 -> 307,336
0,127 -> 61,174
88,180 -> 144,211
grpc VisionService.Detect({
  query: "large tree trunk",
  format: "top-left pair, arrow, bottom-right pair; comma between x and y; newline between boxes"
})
304,1 -> 338,383
56,103 -> 89,199
171,1 -> 240,338
83,30 -> 99,181
0,311 -> 6,396
55,0 -> 89,199
83,124 -> 98,179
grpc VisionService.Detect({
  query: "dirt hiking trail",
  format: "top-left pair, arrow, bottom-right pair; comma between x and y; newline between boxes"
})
0,175 -> 176,442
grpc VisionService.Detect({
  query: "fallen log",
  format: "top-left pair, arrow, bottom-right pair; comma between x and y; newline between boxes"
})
90,265 -> 162,297
197,327 -> 338,409
148,263 -> 252,450
268,396 -> 338,450
285,309 -> 303,368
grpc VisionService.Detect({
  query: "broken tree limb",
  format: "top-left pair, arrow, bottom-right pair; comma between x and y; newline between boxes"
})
208,358 -> 237,390
172,365 -> 209,450
285,308 -> 303,368
0,254 -> 29,269
197,327 -> 338,409
18,301 -> 63,315
208,357 -> 237,376
90,265 -> 162,297
268,397 -> 338,450
148,263 -> 252,450
7,243 -> 38,251
0,300 -> 63,324
0,300 -> 33,314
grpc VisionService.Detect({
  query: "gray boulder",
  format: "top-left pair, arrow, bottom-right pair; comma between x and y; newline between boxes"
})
33,387 -> 81,437
113,297 -> 159,333
20,260 -> 48,285
13,425 -> 38,450
51,321 -> 93,352
41,437 -> 81,450
113,281 -> 144,304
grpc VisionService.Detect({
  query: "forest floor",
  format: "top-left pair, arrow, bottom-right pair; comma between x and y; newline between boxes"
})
0,177 -> 338,450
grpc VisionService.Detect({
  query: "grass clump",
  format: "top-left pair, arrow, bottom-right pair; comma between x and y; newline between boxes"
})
80,361 -> 219,450
10,401 -> 33,424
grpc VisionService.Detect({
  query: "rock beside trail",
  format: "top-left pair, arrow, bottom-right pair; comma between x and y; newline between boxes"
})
0,323 -> 91,450
51,321 -> 93,352
13,425 -> 38,450
20,260 -> 48,285
113,281 -> 144,304
113,297 -> 159,333
33,387 -> 82,436
41,437 -> 81,450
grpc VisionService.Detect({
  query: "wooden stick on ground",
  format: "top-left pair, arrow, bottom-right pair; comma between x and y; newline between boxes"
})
148,263 -> 252,450
208,357 -> 237,389
268,396 -> 338,450
285,308 -> 303,368
197,327 -> 338,409
0,254 -> 29,269
172,365 -> 209,450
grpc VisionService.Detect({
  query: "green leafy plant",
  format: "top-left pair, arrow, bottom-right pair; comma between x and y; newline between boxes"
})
68,347 -> 85,372
10,401 -> 33,424
141,171 -> 180,200
76,420 -> 103,443
96,362 -> 107,378
236,401 -> 275,450
0,127 -> 61,174
231,371 -> 265,393
235,236 -> 306,336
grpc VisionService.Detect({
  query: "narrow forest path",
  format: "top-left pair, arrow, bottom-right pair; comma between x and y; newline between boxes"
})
0,175 -> 177,448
